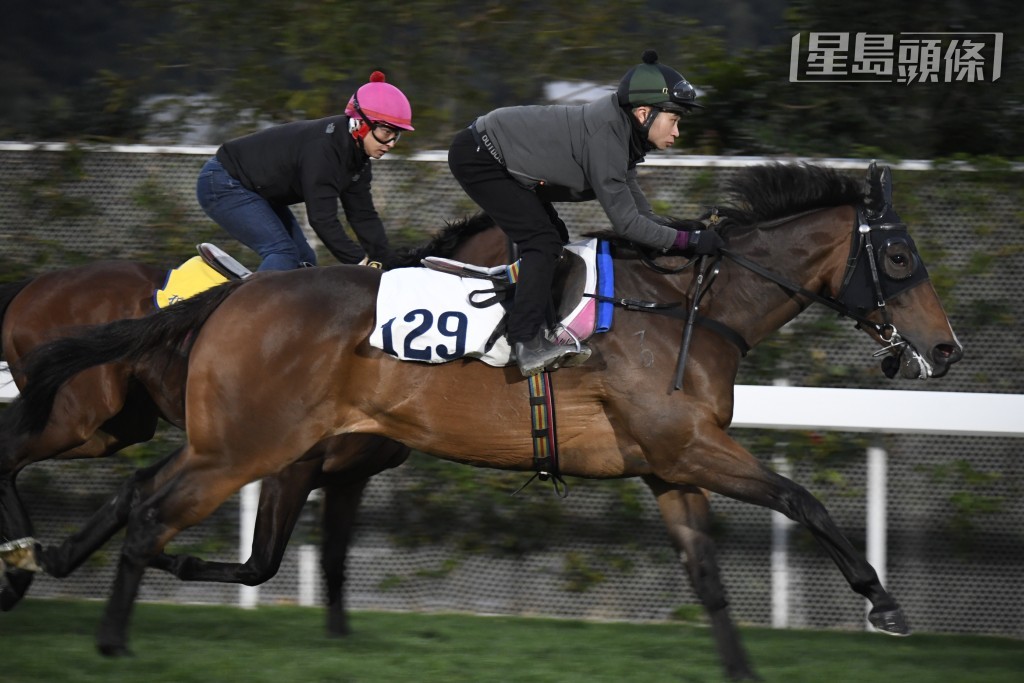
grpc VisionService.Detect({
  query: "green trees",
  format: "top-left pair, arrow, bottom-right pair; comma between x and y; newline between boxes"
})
4,1 -> 1019,158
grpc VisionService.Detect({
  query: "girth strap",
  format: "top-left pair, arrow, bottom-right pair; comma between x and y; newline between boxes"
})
513,371 -> 568,498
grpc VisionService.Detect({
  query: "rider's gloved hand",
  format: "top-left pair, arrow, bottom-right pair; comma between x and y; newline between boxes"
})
358,256 -> 383,269
673,229 -> 725,256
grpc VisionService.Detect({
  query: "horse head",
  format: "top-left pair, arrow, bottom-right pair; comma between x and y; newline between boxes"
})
715,162 -> 962,381
839,163 -> 963,378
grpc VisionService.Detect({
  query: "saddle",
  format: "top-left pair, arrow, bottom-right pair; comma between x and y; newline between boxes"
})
154,244 -> 252,309
197,243 -> 252,280
422,239 -> 597,344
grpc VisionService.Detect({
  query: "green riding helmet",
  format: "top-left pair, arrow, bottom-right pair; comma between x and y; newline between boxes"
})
616,49 -> 703,113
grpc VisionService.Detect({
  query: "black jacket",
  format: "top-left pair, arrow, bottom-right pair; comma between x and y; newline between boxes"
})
216,115 -> 389,264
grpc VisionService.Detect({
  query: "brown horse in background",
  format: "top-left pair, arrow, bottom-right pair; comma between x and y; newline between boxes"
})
0,215 -> 504,633
6,163 -> 962,679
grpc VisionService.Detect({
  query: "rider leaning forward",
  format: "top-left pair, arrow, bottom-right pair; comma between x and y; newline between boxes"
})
197,71 -> 414,271
448,49 -> 725,377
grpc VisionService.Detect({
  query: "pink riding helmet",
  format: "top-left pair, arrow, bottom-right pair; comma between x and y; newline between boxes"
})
345,71 -> 414,131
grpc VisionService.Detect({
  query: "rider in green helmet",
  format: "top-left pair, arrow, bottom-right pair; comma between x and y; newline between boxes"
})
448,49 -> 723,377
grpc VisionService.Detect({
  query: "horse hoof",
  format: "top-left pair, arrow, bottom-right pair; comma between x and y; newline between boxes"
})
869,607 -> 912,636
0,568 -> 34,611
0,538 -> 41,572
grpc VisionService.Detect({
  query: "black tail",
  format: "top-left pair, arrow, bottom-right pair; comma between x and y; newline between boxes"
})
6,278 -> 246,436
0,279 -> 33,362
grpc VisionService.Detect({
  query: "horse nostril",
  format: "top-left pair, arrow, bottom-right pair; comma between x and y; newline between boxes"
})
933,343 -> 962,364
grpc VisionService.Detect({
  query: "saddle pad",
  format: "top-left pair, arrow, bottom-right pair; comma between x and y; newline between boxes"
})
370,237 -> 608,368
370,269 -> 512,366
154,256 -> 228,309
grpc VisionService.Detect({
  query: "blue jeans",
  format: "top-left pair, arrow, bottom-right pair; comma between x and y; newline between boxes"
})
196,157 -> 317,271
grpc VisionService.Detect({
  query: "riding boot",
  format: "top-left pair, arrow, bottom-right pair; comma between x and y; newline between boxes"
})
513,330 -> 588,377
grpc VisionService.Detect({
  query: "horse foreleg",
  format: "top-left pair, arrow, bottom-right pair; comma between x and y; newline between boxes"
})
661,430 -> 908,636
643,475 -> 760,682
151,460 -> 321,585
317,436 -> 411,637
319,472 -> 371,637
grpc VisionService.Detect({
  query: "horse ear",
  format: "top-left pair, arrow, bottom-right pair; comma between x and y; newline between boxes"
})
863,161 -> 887,219
879,165 -> 894,209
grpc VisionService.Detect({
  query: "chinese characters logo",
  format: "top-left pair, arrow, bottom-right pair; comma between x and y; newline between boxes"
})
790,32 -> 1003,84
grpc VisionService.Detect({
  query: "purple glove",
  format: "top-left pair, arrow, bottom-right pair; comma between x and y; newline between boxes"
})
674,229 -> 725,256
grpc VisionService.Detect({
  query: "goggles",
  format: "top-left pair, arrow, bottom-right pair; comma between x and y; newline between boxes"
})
632,79 -> 701,111
351,91 -> 402,144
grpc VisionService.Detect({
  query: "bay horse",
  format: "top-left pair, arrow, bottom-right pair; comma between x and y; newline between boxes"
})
4,163 -> 961,678
0,216 -> 503,630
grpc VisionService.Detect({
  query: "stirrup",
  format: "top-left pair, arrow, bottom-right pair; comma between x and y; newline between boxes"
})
514,331 -> 589,376
551,327 -> 591,369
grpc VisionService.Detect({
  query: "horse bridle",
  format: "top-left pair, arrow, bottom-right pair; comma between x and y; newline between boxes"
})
714,204 -> 932,375
591,198 -> 933,389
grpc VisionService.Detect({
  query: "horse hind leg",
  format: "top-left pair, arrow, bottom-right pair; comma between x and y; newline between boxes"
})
34,450 -> 178,581
0,411 -> 158,610
643,475 -> 760,682
0,475 -> 36,611
150,460 -> 322,585
96,453 -> 260,656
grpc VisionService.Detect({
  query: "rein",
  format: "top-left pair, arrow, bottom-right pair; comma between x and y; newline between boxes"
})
720,207 -> 912,340
719,247 -> 884,333
586,206 -> 918,392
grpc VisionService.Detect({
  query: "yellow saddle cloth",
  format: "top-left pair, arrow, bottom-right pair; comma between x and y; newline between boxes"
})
154,256 -> 228,309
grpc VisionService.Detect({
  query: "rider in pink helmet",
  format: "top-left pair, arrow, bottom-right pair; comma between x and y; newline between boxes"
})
346,71 -> 415,139
197,70 -> 414,271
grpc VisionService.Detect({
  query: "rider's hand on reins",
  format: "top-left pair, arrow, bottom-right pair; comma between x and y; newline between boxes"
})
673,228 -> 726,256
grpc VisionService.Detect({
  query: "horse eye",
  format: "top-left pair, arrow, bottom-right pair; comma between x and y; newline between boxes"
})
879,242 -> 915,280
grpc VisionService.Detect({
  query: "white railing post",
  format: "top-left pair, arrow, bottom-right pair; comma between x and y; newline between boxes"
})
865,446 -> 888,630
298,544 -> 318,607
771,453 -> 793,629
238,480 -> 261,609
770,377 -> 793,629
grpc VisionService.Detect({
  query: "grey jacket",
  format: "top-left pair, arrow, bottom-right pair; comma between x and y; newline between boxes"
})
475,93 -> 677,250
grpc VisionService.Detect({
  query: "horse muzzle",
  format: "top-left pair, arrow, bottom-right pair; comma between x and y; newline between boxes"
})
881,341 -> 962,380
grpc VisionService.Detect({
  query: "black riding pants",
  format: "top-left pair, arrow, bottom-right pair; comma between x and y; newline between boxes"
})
448,126 -> 566,342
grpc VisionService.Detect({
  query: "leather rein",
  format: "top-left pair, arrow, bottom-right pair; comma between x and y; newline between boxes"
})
588,206 -> 914,391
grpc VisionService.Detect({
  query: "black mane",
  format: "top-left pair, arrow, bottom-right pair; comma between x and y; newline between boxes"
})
716,162 -> 865,226
392,213 -> 500,266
